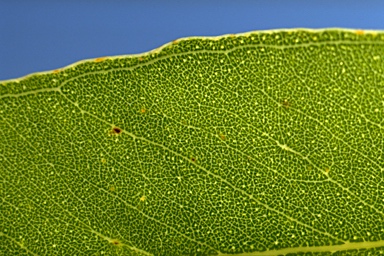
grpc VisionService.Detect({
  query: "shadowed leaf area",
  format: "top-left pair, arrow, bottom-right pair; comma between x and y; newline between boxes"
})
1,29 -> 384,256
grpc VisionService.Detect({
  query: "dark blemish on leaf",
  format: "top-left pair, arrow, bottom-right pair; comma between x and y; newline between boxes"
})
139,57 -> 144,61
140,108 -> 146,114
191,157 -> 196,162
113,127 -> 122,134
111,127 -> 122,135
219,134 -> 226,140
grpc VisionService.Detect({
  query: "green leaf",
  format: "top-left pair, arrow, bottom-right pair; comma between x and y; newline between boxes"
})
1,29 -> 384,256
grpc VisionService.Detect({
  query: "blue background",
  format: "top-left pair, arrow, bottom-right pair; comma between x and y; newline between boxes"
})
1,0 -> 384,80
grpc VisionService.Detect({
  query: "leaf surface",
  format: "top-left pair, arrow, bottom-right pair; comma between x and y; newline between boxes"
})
1,29 -> 384,256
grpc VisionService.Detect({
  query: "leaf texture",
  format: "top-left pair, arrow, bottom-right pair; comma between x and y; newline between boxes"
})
1,29 -> 384,255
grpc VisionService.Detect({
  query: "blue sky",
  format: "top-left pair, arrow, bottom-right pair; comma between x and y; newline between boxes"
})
1,0 -> 384,80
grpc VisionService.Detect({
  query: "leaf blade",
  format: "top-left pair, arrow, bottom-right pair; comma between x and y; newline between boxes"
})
1,29 -> 384,255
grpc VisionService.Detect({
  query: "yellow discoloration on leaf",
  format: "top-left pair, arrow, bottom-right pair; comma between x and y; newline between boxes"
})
95,57 -> 106,62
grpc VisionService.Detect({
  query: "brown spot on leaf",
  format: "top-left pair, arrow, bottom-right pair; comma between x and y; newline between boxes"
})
281,99 -> 291,109
219,134 -> 226,140
111,127 -> 122,135
53,69 -> 60,74
140,108 -> 146,114
139,57 -> 144,61
191,157 -> 196,162
110,239 -> 122,246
